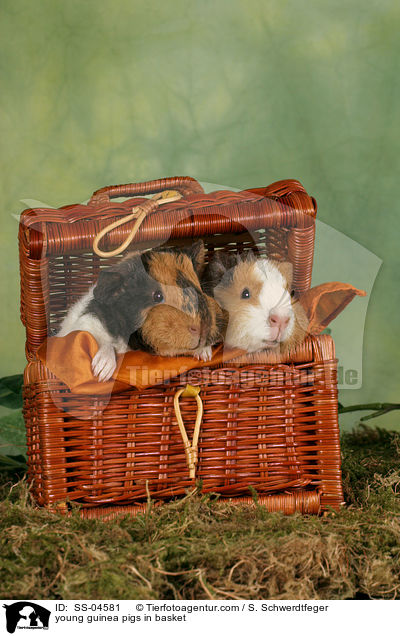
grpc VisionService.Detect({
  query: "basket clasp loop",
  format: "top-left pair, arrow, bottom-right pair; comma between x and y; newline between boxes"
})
93,189 -> 182,258
173,384 -> 203,479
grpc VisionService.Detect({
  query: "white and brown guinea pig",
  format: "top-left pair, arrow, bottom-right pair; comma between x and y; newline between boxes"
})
202,251 -> 309,353
58,240 -> 223,381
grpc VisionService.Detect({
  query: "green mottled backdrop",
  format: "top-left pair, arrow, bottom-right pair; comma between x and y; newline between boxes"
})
1,0 -> 399,429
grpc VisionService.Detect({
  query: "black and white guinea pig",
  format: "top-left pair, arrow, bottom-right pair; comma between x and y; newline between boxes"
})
57,240 -> 223,381
202,251 -> 309,353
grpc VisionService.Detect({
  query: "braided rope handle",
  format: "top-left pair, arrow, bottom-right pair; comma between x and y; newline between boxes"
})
173,384 -> 203,479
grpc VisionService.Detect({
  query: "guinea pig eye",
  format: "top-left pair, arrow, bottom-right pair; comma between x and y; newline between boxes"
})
152,290 -> 164,304
290,289 -> 296,298
241,288 -> 251,299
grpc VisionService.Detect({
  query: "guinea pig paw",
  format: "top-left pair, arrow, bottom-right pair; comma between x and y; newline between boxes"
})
194,346 -> 213,362
92,344 -> 117,382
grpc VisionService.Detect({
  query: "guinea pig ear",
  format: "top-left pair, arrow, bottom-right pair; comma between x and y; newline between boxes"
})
276,261 -> 294,288
243,250 -> 257,263
217,250 -> 241,270
208,255 -> 229,281
186,239 -> 206,274
201,252 -> 228,295
93,270 -> 125,304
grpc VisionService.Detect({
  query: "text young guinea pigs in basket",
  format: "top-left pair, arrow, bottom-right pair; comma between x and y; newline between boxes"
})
57,240 -> 223,381
202,251 -> 309,354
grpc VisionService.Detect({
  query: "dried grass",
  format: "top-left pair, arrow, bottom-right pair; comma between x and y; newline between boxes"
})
1,425 -> 400,600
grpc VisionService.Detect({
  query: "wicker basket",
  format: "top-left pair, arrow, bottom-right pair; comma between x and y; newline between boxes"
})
19,176 -> 343,516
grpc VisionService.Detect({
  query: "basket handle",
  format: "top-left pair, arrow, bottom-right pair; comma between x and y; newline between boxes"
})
89,176 -> 204,206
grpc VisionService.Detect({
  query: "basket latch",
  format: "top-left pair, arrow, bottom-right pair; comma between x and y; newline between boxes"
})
173,384 -> 203,479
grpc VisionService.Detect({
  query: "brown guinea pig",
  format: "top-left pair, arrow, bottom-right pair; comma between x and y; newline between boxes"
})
129,240 -> 224,359
202,251 -> 309,354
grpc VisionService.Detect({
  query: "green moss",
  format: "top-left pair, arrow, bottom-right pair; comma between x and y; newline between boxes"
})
1,425 -> 400,600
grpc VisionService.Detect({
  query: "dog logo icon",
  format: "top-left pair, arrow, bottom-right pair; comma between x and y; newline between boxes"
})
3,602 -> 50,633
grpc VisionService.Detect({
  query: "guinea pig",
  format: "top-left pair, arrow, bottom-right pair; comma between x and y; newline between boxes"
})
57,240 -> 223,381
202,251 -> 309,353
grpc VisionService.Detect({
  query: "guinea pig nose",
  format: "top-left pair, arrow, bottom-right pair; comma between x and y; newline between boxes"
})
269,312 -> 290,329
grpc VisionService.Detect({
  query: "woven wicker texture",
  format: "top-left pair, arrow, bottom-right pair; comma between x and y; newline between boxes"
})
23,335 -> 341,513
19,177 -> 343,515
57,492 -> 322,520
